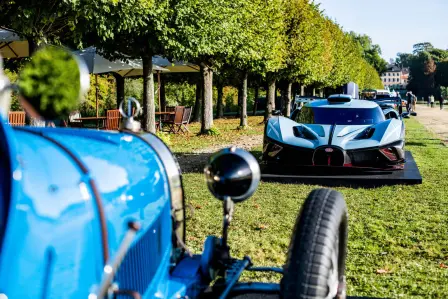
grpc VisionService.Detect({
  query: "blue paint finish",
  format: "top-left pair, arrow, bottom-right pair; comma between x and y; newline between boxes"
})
0,129 -> 101,298
0,123 -> 205,298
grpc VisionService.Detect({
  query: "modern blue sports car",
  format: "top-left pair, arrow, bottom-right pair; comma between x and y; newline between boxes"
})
263,94 -> 406,171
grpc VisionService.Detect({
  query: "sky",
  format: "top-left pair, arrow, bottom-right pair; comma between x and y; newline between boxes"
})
317,0 -> 448,62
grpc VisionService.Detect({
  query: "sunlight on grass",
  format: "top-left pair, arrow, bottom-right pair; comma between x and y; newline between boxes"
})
179,117 -> 448,298
169,116 -> 264,153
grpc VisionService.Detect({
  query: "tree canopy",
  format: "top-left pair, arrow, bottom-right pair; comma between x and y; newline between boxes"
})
3,0 -> 385,131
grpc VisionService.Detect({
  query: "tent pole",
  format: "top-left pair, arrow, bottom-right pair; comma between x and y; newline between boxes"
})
157,71 -> 162,112
95,74 -> 99,118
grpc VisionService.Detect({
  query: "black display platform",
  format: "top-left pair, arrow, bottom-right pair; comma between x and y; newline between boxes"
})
260,151 -> 422,187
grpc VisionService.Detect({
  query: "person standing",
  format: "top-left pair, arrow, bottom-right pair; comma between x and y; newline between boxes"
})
406,92 -> 413,112
440,96 -> 444,110
412,94 -> 417,112
430,94 -> 435,108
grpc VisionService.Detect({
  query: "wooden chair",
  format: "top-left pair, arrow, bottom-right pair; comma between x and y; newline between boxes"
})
179,107 -> 192,133
106,109 -> 121,130
164,106 -> 185,134
8,111 -> 25,126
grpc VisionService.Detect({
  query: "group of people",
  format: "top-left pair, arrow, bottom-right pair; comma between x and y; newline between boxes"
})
406,91 -> 444,111
406,91 -> 418,112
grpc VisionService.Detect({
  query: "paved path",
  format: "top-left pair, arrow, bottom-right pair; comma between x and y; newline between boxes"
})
414,104 -> 448,144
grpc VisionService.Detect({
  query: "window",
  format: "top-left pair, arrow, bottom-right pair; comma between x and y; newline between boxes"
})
296,106 -> 385,125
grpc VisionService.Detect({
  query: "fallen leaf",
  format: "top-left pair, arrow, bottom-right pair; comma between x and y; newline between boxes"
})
256,224 -> 268,230
439,263 -> 448,269
254,204 -> 260,209
376,268 -> 392,274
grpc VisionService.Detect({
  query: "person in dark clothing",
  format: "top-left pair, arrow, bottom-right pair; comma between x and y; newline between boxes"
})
406,92 -> 413,112
440,97 -> 444,110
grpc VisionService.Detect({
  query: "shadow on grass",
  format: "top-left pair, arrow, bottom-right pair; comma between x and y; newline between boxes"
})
176,152 -> 213,173
406,141 -> 427,147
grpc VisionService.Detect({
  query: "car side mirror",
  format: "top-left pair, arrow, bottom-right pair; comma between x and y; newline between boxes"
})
204,147 -> 260,253
17,46 -> 90,120
204,147 -> 260,203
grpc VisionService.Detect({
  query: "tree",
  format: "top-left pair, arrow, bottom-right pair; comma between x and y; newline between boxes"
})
349,32 -> 387,74
413,42 -> 434,55
396,53 -> 413,68
166,0 -> 247,134
436,60 -> 448,87
227,0 -> 285,127
407,51 -> 436,98
0,0 -> 78,53
281,0 -> 329,117
71,0 -> 168,133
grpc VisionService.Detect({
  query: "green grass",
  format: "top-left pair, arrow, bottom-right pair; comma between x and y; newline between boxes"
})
169,116 -> 265,153
176,117 -> 448,298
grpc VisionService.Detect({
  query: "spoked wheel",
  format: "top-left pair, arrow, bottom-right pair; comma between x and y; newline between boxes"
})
281,189 -> 348,299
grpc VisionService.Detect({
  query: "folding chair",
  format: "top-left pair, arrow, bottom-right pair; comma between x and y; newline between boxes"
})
164,106 -> 185,134
8,111 -> 25,126
179,107 -> 192,133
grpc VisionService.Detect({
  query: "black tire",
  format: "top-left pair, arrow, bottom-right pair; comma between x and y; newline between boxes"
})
281,188 -> 348,299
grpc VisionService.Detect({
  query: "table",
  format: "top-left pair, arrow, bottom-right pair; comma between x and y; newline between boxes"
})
155,112 -> 175,131
74,117 -> 107,129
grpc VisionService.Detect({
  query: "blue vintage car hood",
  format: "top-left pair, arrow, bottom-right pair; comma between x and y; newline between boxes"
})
0,123 -> 175,298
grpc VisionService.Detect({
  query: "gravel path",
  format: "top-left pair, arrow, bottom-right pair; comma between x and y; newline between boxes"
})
176,135 -> 263,173
414,104 -> 448,144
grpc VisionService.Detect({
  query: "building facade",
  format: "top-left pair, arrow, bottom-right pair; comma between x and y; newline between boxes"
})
380,64 -> 409,89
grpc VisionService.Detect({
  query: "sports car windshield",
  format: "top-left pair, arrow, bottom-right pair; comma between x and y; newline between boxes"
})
297,106 -> 385,125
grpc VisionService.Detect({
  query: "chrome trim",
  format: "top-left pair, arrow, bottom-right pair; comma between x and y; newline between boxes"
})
130,132 -> 186,253
205,147 -> 260,203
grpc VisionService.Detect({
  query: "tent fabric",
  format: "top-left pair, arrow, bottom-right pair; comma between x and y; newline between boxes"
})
114,56 -> 199,77
74,47 -> 169,75
0,29 -> 29,58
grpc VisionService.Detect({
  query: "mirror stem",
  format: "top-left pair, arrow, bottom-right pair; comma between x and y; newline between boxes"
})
222,197 -> 234,248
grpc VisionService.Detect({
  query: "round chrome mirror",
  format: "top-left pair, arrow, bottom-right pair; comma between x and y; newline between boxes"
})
18,46 -> 89,119
204,147 -> 260,203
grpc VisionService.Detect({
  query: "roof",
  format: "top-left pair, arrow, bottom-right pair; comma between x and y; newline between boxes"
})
307,98 -> 379,109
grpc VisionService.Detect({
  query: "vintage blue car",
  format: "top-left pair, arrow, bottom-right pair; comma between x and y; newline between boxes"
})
0,47 -> 348,299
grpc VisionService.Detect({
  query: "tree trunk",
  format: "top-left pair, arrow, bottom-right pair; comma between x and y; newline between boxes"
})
192,79 -> 201,122
252,86 -> 259,116
264,77 -> 276,121
240,72 -> 248,127
300,85 -> 305,96
142,54 -> 156,133
216,80 -> 224,119
112,73 -> 125,109
160,75 -> 166,111
200,63 -> 214,134
28,38 -> 37,55
312,88 -> 316,97
284,82 -> 292,117
237,84 -> 243,118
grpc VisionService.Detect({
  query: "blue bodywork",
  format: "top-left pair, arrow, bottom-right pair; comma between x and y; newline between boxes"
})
0,117 -> 205,298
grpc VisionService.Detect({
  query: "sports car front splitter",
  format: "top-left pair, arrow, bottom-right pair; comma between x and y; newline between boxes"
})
260,151 -> 422,187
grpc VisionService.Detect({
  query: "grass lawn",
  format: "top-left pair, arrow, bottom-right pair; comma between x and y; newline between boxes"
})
168,116 -> 265,153
175,116 -> 448,298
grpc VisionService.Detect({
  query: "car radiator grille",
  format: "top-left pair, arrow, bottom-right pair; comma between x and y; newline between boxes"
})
115,203 -> 170,297
313,147 -> 344,166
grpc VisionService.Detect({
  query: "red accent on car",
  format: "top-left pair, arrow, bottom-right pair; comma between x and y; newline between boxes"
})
343,163 -> 353,167
325,148 -> 334,153
379,148 -> 398,161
